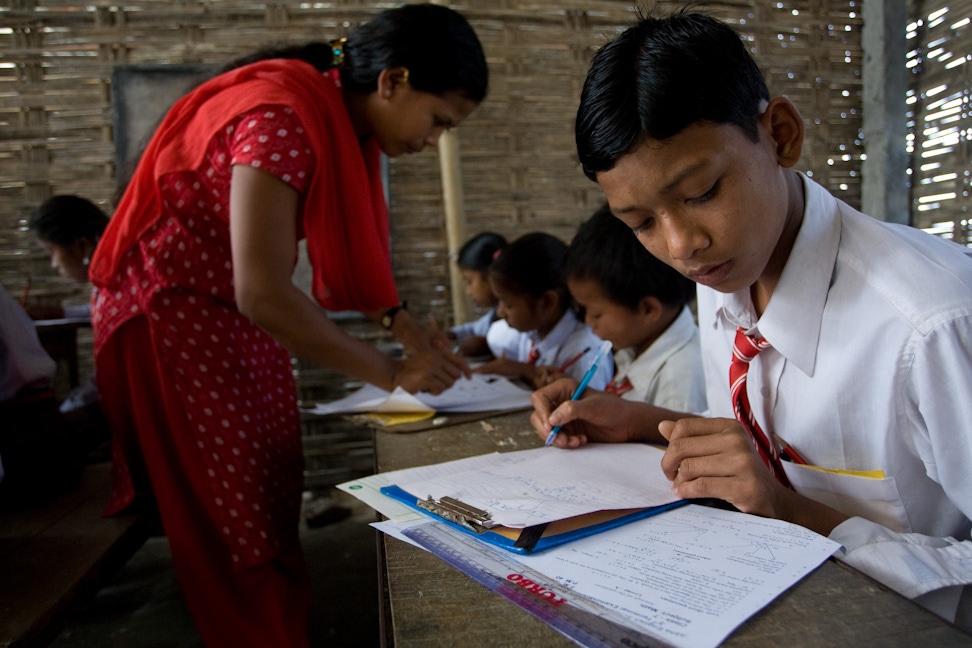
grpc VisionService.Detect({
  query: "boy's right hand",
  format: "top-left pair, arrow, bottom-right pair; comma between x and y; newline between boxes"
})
530,378 -> 640,448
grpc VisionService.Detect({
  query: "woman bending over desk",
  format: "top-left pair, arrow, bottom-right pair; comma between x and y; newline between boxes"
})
88,5 -> 487,646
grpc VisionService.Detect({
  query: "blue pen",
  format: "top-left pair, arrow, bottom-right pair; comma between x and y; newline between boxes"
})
544,340 -> 613,447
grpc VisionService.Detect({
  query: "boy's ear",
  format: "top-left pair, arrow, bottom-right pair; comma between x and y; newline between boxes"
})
761,97 -> 804,169
637,295 -> 664,321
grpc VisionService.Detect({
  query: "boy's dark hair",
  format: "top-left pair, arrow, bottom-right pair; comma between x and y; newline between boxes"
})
565,205 -> 695,309
28,195 -> 109,246
490,232 -> 568,301
217,4 -> 488,103
457,232 -> 507,273
576,8 -> 769,180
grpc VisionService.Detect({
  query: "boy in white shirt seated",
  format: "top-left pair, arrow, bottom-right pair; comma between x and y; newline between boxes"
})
565,205 -> 706,413
531,9 -> 972,630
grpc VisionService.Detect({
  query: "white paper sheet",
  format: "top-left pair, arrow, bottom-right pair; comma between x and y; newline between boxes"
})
512,504 -> 840,647
305,374 -> 532,415
392,443 -> 680,528
374,505 -> 840,648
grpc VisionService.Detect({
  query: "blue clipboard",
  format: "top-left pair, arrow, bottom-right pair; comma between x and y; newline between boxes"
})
380,484 -> 688,554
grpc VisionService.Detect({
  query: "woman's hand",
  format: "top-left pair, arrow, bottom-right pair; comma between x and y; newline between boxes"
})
392,350 -> 466,395
473,354 -> 529,379
530,378 -> 659,448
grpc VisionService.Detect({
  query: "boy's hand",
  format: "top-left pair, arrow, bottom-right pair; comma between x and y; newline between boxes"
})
530,378 -> 640,448
533,365 -> 565,387
659,418 -> 792,518
659,417 -> 851,534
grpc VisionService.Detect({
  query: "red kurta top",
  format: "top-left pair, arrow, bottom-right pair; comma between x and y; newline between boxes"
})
91,62 -> 399,568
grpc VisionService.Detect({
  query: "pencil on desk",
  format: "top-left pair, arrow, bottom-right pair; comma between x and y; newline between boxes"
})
558,347 -> 591,373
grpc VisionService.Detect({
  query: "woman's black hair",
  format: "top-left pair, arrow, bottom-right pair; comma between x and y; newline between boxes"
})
28,195 -> 109,246
216,4 -> 488,102
565,205 -> 695,309
489,232 -> 568,301
457,232 -> 507,273
576,7 -> 769,180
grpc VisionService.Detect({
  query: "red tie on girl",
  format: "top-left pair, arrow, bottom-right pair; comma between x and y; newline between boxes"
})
527,345 -> 541,365
730,327 -> 792,488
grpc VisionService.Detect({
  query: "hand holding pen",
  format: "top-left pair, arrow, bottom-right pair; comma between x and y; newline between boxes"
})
544,340 -> 612,446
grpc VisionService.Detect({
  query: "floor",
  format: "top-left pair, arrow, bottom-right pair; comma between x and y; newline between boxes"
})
48,488 -> 382,648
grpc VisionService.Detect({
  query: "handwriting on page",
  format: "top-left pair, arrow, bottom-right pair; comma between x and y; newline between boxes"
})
515,504 -> 840,648
395,444 -> 680,528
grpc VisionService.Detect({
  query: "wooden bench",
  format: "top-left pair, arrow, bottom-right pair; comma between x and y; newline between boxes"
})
0,462 -> 149,648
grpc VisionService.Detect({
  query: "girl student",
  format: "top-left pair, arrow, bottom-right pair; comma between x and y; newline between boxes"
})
26,194 -> 109,320
477,232 -> 613,390
448,231 -> 507,357
88,5 -> 487,646
564,205 -> 706,412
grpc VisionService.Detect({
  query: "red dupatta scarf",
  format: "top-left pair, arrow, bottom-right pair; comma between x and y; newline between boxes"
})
91,60 -> 398,313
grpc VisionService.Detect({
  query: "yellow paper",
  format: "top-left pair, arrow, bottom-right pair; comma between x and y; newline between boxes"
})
358,411 -> 436,427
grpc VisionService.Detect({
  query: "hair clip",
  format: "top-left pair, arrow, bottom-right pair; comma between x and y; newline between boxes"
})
331,37 -> 347,67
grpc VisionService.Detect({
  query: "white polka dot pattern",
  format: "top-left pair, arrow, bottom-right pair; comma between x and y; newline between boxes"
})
93,104 -> 314,568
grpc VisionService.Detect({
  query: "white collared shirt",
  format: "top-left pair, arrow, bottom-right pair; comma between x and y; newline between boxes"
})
612,305 -> 706,413
451,307 -> 497,341
487,310 -> 613,390
697,174 -> 972,626
0,284 -> 56,402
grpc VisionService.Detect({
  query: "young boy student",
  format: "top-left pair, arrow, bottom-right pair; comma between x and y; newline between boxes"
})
565,205 -> 705,413
478,232 -> 613,390
530,9 -> 972,630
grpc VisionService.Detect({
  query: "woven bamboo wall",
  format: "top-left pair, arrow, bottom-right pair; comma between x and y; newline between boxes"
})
0,0 -> 867,488
0,0 -> 864,323
907,0 -> 972,245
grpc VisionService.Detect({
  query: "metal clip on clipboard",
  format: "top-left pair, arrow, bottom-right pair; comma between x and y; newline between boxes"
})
417,495 -> 492,534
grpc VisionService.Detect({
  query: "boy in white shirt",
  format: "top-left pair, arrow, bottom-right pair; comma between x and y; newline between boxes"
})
530,9 -> 972,630
565,205 -> 705,413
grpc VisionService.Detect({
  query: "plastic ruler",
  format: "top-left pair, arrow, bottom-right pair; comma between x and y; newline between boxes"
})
402,521 -> 677,648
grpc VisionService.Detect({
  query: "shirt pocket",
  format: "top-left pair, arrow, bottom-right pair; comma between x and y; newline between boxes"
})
782,462 -> 911,533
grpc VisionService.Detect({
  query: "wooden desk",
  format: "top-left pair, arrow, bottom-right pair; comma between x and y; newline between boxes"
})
375,410 -> 971,647
34,317 -> 91,398
0,462 -> 148,648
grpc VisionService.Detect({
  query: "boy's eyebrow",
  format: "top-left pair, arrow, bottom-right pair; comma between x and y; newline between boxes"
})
610,160 -> 711,216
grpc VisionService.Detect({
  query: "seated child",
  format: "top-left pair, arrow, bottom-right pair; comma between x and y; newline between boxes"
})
478,232 -> 612,390
448,232 -> 507,357
565,205 -> 706,413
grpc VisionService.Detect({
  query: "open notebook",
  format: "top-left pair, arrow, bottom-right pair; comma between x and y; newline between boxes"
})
341,443 -> 687,553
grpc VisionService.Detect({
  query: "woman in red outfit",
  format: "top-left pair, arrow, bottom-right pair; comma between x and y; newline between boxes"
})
88,5 -> 487,646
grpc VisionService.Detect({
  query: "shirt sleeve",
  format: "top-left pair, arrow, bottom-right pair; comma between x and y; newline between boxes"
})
230,105 -> 315,194
831,317 -> 972,625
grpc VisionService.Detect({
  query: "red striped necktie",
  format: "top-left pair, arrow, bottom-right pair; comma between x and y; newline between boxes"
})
730,327 -> 791,488
605,377 -> 633,396
527,344 -> 541,365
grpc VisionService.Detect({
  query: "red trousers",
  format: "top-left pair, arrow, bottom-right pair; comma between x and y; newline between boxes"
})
97,316 -> 311,648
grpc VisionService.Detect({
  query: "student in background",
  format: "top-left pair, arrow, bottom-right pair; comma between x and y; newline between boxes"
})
565,205 -> 705,412
26,195 -> 109,320
0,283 -> 80,504
27,195 -> 110,457
478,232 -> 612,390
87,5 -> 487,647
531,9 -> 972,630
448,231 -> 507,357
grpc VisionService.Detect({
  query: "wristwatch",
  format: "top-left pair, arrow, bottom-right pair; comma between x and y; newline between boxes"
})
380,301 -> 407,330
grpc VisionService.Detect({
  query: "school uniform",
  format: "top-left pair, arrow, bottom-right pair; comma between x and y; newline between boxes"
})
451,306 -> 497,341
0,284 -> 55,402
487,309 -> 612,390
609,305 -> 706,413
698,174 -> 972,628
